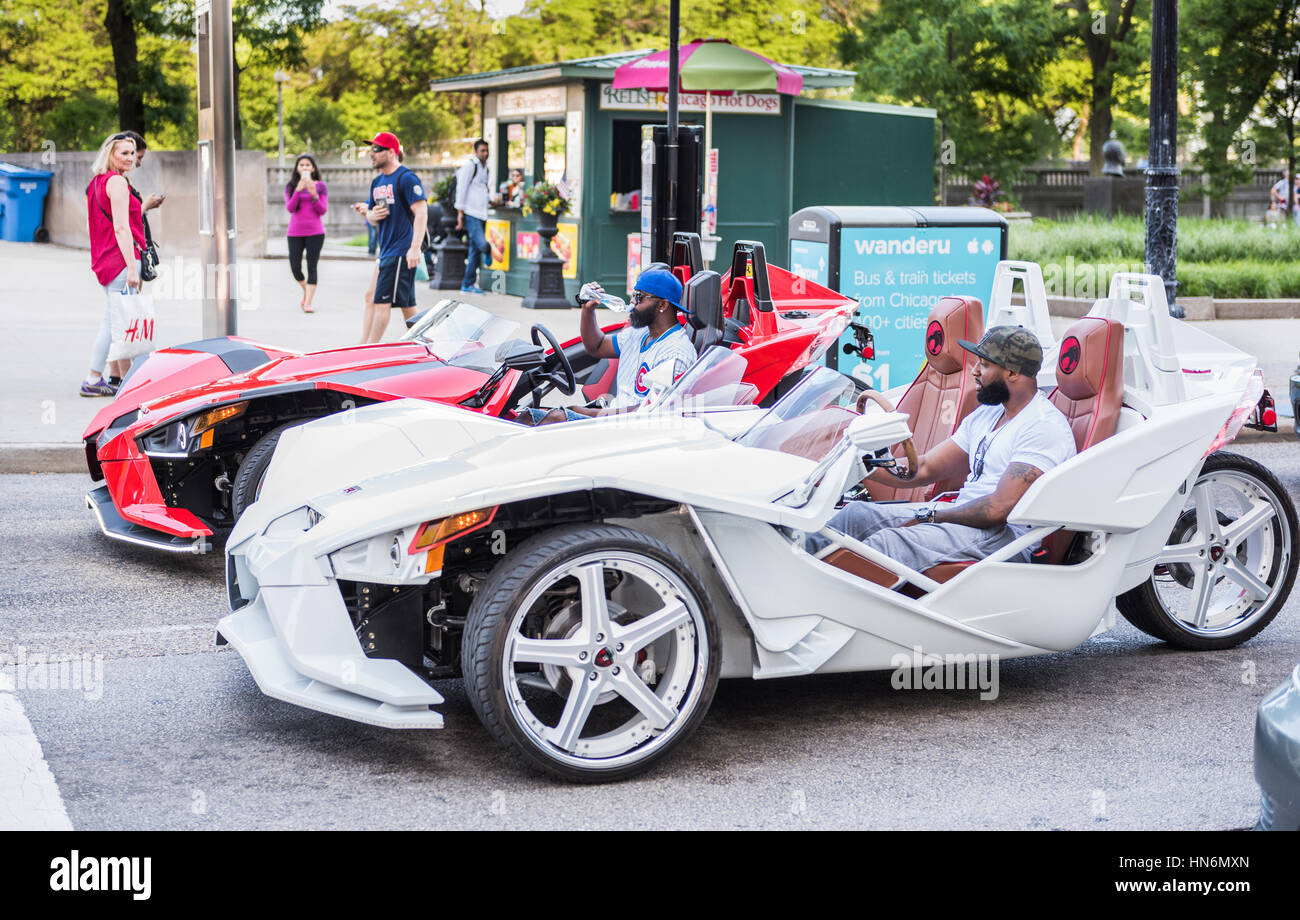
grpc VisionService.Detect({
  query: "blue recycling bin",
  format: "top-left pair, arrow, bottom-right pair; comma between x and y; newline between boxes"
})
0,163 -> 54,242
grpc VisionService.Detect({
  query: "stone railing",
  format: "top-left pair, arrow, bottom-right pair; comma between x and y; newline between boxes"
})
945,166 -> 1283,220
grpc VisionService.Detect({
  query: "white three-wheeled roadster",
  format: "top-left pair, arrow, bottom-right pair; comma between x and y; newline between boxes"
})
218,268 -> 1296,781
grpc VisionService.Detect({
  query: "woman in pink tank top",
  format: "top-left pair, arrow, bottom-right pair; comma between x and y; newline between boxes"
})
83,132 -> 145,397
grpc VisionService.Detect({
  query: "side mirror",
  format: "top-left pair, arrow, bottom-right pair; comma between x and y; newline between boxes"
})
846,410 -> 912,454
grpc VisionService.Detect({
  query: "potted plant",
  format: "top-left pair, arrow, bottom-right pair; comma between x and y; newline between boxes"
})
968,173 -> 1003,209
522,180 -> 571,227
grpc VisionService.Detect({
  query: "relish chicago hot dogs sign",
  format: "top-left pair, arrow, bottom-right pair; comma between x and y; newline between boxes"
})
599,85 -> 780,114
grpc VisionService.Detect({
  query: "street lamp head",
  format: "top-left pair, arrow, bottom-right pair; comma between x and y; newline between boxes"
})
274,69 -> 290,84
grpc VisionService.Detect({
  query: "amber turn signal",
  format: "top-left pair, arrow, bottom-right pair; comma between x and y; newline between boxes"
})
409,507 -> 497,554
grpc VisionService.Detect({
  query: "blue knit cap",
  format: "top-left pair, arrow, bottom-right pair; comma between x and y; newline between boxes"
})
633,269 -> 684,310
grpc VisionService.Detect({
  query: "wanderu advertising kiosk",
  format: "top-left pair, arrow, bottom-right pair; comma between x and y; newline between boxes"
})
788,206 -> 1007,387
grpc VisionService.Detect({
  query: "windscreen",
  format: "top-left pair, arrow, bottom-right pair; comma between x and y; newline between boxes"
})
402,300 -> 524,371
735,367 -> 861,462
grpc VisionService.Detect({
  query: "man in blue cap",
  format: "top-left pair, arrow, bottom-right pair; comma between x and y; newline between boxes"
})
523,268 -> 697,424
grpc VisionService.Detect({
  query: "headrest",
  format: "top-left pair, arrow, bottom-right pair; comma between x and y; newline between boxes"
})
1055,316 -> 1123,401
684,271 -> 722,331
925,296 -> 984,376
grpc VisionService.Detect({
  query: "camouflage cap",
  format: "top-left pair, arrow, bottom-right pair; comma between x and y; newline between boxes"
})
958,325 -> 1043,378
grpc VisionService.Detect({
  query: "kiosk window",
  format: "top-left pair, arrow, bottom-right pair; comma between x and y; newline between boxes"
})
540,122 -> 566,185
611,120 -> 651,202
504,123 -> 526,175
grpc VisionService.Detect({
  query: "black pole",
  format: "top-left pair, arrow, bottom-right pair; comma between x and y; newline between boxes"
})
1145,0 -> 1182,317
664,0 -> 680,250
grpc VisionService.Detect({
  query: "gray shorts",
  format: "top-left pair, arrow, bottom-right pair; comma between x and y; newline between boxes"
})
804,501 -> 1031,574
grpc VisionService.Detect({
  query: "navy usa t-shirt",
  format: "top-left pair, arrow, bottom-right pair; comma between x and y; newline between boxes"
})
367,165 -> 425,262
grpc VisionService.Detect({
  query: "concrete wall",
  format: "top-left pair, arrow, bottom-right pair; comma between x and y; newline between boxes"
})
0,150 -> 266,258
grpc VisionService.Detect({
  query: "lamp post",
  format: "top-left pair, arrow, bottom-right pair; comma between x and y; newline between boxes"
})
1144,0 -> 1183,317
274,69 -> 289,167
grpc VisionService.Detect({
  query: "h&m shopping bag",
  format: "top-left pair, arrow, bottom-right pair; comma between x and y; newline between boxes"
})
107,290 -> 156,362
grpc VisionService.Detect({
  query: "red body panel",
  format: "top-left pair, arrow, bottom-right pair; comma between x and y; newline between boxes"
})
88,265 -> 856,546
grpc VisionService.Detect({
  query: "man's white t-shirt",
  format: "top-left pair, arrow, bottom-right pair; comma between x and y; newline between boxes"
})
453,157 -> 489,221
610,324 -> 697,409
950,392 -> 1076,533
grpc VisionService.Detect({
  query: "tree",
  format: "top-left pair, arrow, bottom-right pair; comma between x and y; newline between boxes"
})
1059,0 -> 1146,176
1261,4 -> 1300,218
1183,0 -> 1282,214
839,0 -> 1064,191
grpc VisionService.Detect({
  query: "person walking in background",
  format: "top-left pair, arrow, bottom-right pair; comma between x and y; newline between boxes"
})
285,153 -> 327,313
454,138 -> 498,295
359,131 -> 427,343
83,132 -> 145,397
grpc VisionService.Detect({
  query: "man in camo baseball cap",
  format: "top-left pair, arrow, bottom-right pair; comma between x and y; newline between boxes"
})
957,325 -> 1044,378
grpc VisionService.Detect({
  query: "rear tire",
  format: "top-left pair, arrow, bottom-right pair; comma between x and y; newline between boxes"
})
462,523 -> 720,782
1117,451 -> 1298,649
231,422 -> 303,519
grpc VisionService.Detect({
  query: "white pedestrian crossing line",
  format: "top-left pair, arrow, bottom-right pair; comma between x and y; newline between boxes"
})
0,672 -> 73,830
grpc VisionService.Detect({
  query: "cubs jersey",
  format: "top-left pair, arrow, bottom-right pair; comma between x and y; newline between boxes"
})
610,324 -> 697,409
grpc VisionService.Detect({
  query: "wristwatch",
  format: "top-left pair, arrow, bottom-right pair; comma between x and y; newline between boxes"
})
913,506 -> 936,525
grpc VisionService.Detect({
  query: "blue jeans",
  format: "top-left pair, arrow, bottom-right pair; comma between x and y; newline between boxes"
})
461,215 -> 488,289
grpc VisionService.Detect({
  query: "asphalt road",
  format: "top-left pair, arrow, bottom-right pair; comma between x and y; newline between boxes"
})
4,440 -> 1299,830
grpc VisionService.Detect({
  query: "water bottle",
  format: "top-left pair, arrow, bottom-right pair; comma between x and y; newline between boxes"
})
596,293 -> 630,313
580,283 -> 630,313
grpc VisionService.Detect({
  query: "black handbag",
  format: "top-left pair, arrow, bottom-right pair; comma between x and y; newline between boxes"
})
140,214 -> 160,282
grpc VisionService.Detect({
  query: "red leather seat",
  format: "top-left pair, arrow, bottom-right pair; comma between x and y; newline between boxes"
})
869,296 -> 983,502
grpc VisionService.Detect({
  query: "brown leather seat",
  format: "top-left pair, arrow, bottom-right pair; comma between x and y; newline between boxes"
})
869,296 -> 983,502
921,314 -> 1126,580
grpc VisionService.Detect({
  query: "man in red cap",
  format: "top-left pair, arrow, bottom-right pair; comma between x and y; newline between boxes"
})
351,132 -> 427,343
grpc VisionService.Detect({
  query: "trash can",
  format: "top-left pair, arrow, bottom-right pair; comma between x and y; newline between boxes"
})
0,163 -> 54,243
789,205 -> 1007,387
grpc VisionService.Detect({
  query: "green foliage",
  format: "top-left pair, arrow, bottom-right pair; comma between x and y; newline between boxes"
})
840,0 -> 1065,183
1009,214 -> 1300,297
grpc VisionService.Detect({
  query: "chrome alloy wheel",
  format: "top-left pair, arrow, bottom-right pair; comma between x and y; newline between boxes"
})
1151,465 -> 1292,637
501,551 -> 711,771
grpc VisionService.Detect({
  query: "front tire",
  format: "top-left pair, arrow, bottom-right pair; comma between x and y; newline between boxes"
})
1117,451 -> 1298,649
231,422 -> 302,519
463,523 -> 720,782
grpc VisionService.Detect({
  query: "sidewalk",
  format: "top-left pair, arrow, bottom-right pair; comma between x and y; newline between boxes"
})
1,241 -> 1294,473
0,241 -> 587,471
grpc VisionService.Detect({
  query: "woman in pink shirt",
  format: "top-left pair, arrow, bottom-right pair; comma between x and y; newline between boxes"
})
285,154 -> 327,313
84,132 -> 145,397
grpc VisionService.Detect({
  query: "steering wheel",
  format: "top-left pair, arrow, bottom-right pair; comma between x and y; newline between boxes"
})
855,389 -> 918,474
530,324 -> 577,397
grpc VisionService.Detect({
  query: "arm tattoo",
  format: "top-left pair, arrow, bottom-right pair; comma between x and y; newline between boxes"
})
1004,462 -> 1043,485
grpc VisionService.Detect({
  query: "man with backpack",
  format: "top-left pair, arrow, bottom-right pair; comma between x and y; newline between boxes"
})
357,131 -> 427,343
453,138 -> 500,295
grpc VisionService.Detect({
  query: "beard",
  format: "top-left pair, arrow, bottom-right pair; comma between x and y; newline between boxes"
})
627,303 -> 655,328
975,376 -> 1010,405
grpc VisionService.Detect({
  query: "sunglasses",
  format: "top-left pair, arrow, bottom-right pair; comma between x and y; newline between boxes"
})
370,145 -> 391,154
631,292 -> 655,305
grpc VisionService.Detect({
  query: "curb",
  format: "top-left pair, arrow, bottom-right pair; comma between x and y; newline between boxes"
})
1044,295 -> 1300,321
0,444 -> 86,475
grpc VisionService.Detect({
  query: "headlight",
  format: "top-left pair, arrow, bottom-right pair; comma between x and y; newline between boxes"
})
263,505 -> 322,538
139,401 -> 247,458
